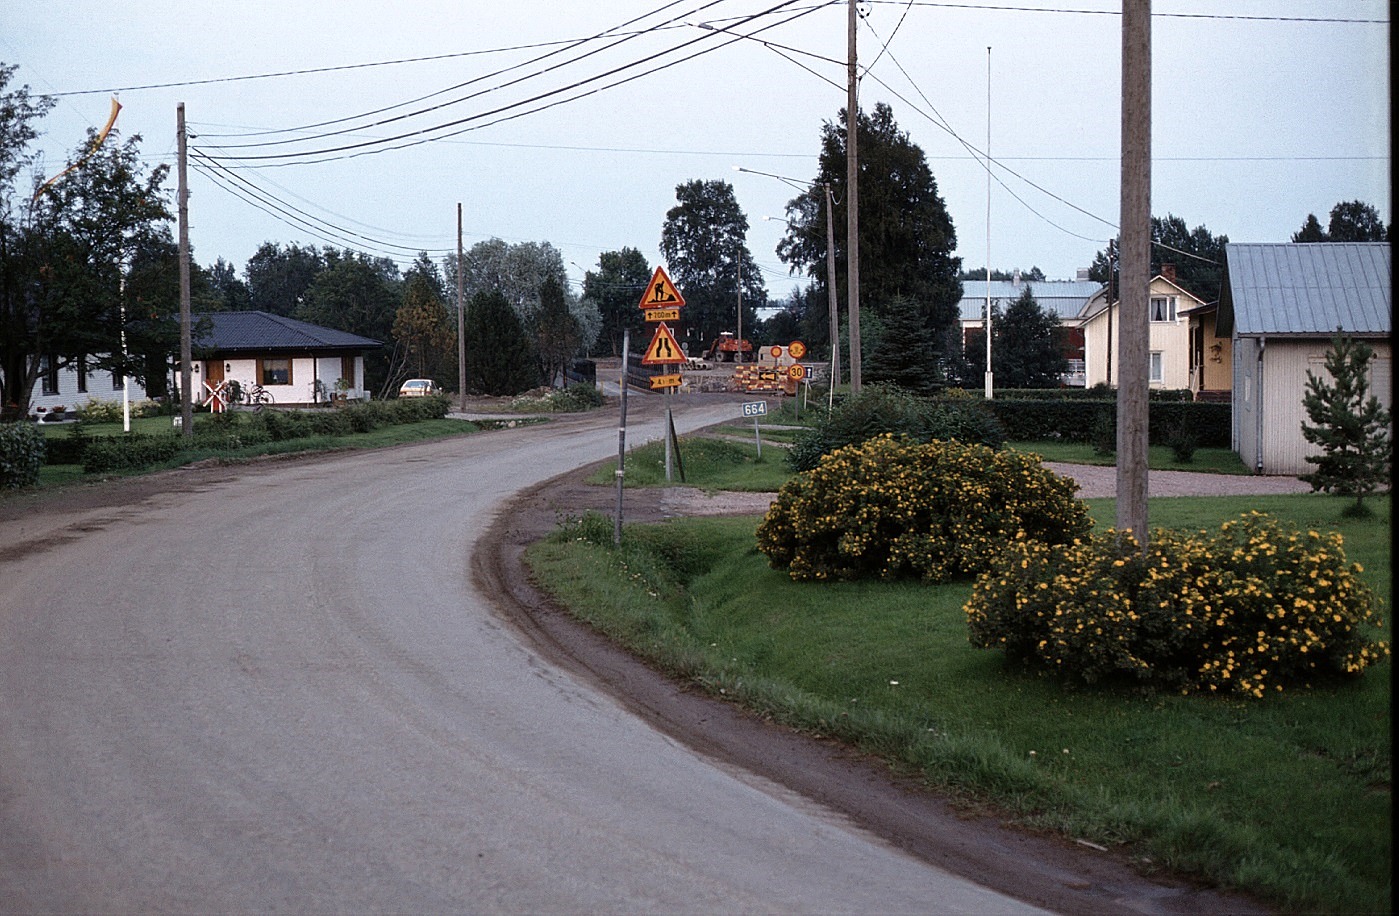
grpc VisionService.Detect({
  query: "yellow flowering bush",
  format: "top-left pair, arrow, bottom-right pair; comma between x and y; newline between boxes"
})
756,434 -> 1089,583
965,512 -> 1390,697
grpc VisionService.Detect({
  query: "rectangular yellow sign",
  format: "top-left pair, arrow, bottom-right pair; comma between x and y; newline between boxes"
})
643,307 -> 681,322
649,373 -> 683,390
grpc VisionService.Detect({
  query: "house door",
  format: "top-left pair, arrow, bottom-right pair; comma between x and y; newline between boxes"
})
206,360 -> 224,386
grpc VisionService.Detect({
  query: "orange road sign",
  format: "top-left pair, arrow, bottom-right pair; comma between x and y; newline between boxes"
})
643,307 -> 681,322
769,345 -> 783,359
649,373 -> 683,390
642,322 -> 685,365
787,364 -> 807,380
788,340 -> 807,359
638,266 -> 686,309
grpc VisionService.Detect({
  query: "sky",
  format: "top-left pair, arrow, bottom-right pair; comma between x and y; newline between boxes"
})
3,1 -> 1390,304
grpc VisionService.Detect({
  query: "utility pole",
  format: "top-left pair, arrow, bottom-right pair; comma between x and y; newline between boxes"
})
177,103 -> 193,439
846,0 -> 862,394
457,203 -> 466,412
1117,0 -> 1152,545
823,182 -> 840,406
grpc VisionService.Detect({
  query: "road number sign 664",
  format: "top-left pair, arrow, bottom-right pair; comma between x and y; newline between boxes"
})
742,401 -> 768,418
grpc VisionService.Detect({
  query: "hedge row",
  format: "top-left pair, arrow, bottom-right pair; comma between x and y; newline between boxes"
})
987,399 -> 1230,448
977,387 -> 1193,402
0,422 -> 46,489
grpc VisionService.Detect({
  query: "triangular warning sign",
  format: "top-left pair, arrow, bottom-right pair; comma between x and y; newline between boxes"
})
638,266 -> 686,309
642,322 -> 684,365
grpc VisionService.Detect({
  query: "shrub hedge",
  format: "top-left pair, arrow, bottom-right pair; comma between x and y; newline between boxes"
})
758,434 -> 1090,583
0,422 -> 46,489
83,434 -> 184,474
988,398 -> 1230,447
965,512 -> 1390,696
787,384 -> 1005,472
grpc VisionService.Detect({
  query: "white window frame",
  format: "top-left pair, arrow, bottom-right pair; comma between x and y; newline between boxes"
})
1149,351 -> 1164,383
1150,296 -> 1177,322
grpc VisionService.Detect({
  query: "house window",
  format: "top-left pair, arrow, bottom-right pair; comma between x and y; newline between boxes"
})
111,369 -> 123,390
77,355 -> 88,393
1150,296 -> 1177,322
1149,351 -> 1164,383
40,355 -> 59,395
258,358 -> 292,386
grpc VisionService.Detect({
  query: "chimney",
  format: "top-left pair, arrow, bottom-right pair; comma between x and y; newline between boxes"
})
1161,263 -> 1177,281
1076,268 -> 1090,280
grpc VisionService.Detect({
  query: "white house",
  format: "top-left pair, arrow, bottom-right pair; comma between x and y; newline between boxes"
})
1219,242 -> 1391,475
193,311 -> 381,407
956,277 -> 1100,386
1078,271 -> 1202,391
18,356 -> 155,421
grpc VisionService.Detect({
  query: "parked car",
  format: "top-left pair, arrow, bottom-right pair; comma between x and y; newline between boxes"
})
399,379 -> 442,398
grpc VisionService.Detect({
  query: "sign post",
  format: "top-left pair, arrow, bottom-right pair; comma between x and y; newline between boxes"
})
742,400 -> 767,458
638,265 -> 687,480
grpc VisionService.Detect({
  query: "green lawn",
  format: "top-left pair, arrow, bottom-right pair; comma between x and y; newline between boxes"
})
526,493 -> 1391,913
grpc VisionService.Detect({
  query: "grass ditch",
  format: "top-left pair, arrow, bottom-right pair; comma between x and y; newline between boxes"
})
525,493 -> 1391,913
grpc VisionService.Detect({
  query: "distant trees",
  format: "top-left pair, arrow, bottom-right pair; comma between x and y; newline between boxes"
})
660,179 -> 765,355
390,253 -> 455,390
463,289 -> 537,395
957,267 -> 1046,282
582,247 -> 649,357
1088,214 -> 1227,303
777,102 -> 962,372
1293,200 -> 1391,243
245,242 -> 325,316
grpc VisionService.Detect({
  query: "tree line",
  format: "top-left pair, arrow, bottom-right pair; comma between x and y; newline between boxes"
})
2,58 -> 1390,418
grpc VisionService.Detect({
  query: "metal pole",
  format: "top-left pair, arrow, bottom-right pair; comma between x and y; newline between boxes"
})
824,182 -> 840,408
615,326 -> 630,547
177,103 -> 192,438
846,0 -> 862,394
1117,0 -> 1152,545
984,47 -> 994,400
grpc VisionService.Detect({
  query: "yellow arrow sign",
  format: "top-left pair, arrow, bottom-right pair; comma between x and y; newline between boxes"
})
642,322 -> 685,365
649,373 -> 683,390
643,307 -> 681,323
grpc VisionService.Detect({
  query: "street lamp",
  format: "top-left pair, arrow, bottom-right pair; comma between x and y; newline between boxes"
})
735,166 -> 840,407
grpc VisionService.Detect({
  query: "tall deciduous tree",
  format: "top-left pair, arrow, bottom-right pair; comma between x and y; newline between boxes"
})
462,288 -> 537,395
244,242 -> 325,316
1293,202 -> 1391,243
777,102 -> 962,367
391,253 -> 454,389
296,249 -> 400,396
582,247 -> 649,357
1,70 -> 177,420
660,179 -> 765,355
1299,331 -> 1393,518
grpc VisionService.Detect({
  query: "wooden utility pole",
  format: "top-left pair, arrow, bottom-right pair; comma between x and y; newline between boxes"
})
457,203 -> 466,412
846,0 -> 861,394
1117,0 -> 1152,544
177,103 -> 193,439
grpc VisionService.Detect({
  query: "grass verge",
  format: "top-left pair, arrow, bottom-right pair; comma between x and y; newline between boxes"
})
525,493 -> 1391,913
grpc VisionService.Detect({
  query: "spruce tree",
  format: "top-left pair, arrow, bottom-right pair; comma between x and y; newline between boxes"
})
463,289 -> 539,396
1299,331 -> 1392,517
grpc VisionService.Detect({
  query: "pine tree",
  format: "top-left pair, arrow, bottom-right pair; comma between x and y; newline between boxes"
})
463,289 -> 539,396
1299,331 -> 1393,517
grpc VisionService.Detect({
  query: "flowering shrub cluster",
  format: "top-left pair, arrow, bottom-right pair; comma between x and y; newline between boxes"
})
756,434 -> 1089,583
965,512 -> 1390,697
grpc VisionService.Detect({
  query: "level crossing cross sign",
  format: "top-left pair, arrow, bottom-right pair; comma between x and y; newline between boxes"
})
641,322 -> 684,366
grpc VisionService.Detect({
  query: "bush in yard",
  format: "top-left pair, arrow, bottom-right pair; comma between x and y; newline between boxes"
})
786,384 -> 1003,472
0,421 -> 46,489
82,434 -> 183,474
965,512 -> 1390,697
757,434 -> 1089,583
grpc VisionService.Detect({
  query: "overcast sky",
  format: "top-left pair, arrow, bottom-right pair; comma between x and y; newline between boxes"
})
4,1 -> 1390,301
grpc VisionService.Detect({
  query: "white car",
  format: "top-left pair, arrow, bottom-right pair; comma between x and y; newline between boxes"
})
399,379 -> 442,398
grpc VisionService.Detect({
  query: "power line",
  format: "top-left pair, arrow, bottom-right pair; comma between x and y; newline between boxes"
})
864,1 -> 1386,24
195,1 -> 819,167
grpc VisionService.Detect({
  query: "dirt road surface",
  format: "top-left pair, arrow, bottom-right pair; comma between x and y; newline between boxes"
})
0,399 -> 1277,913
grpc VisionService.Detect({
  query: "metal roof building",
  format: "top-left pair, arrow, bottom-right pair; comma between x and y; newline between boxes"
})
957,279 -> 1102,322
1219,242 -> 1391,338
